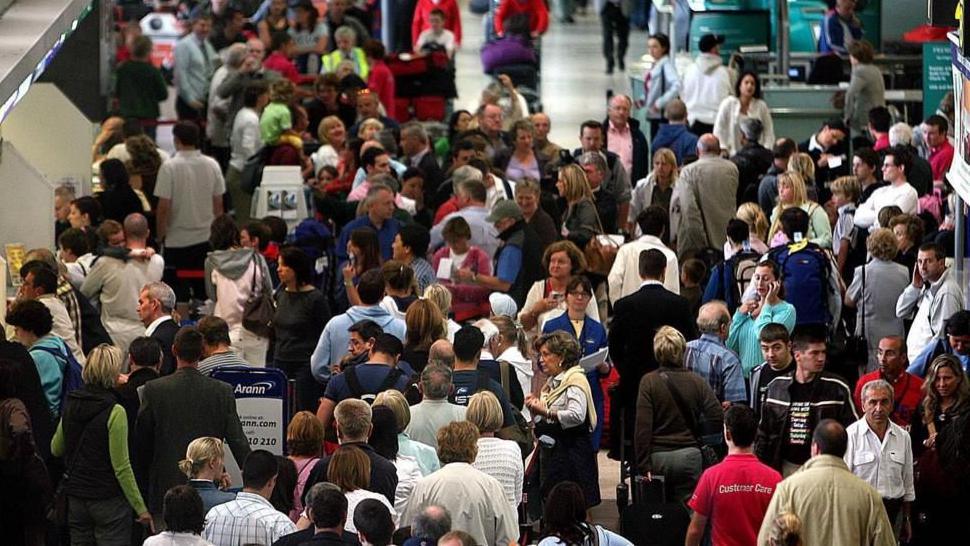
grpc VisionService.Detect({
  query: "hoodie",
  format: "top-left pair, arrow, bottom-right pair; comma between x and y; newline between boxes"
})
681,53 -> 732,125
310,305 -> 407,382
651,123 -> 699,165
204,248 -> 273,330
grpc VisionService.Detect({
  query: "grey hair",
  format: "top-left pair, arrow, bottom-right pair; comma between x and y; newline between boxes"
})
696,302 -> 731,334
577,151 -> 607,174
413,505 -> 452,541
304,481 -> 342,507
401,121 -> 428,143
142,281 -> 176,312
889,122 -> 913,146
224,43 -> 249,69
334,25 -> 357,42
367,181 -> 395,200
452,165 -> 483,189
420,363 -> 453,399
861,379 -> 895,403
740,118 -> 764,142
55,185 -> 76,199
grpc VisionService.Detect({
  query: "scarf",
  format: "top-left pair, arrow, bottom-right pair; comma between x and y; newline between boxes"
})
541,365 -> 597,429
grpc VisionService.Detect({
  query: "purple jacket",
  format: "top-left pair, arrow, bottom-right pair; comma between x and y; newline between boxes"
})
481,36 -> 536,73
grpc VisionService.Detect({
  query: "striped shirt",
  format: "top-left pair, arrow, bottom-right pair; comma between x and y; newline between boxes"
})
198,351 -> 251,376
411,257 -> 436,294
203,492 -> 295,546
684,334 -> 747,404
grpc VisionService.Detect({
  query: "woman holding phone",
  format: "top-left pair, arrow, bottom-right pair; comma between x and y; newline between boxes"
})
726,259 -> 797,377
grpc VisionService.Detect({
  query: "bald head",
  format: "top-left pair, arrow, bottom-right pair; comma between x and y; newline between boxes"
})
698,134 -> 721,156
429,339 -> 455,368
124,213 -> 149,241
696,301 -> 730,337
608,94 -> 632,127
812,419 -> 848,457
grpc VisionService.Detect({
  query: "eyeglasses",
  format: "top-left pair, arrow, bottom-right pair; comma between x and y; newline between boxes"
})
568,291 -> 591,298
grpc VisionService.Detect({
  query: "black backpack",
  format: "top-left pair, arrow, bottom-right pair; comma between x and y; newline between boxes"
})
343,366 -> 406,404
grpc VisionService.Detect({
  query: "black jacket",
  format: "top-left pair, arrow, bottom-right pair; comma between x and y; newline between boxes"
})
413,150 -> 445,208
0,339 -> 53,461
602,117 -> 650,182
273,528 -> 360,546
305,442 -> 398,506
732,142 -> 774,205
799,136 -> 849,202
150,317 -> 180,376
497,219 -> 544,309
114,366 -> 159,489
60,386 -> 123,499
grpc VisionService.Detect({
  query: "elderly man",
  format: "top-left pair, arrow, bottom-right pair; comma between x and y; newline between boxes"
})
576,151 -> 621,234
401,121 -> 444,203
844,380 -> 915,540
478,103 -> 509,161
406,363 -> 468,448
349,88 -> 400,134
336,183 -> 401,263
673,134 -> 738,260
531,112 -> 562,161
731,118 -> 774,204
896,242 -> 965,362
604,94 -> 648,181
757,420 -> 895,545
854,336 -> 924,427
400,421 -> 519,546
574,120 -> 632,233
608,205 -> 680,304
138,281 -> 180,376
685,302 -> 747,408
430,179 -> 500,259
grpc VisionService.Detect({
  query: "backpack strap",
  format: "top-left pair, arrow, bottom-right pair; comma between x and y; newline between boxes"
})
344,366 -> 364,399
377,367 -> 405,393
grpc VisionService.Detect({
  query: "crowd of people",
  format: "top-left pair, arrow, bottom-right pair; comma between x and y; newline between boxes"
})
2,0 -> 969,545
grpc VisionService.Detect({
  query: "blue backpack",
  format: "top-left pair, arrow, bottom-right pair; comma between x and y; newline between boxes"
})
33,342 -> 84,410
769,241 -> 832,327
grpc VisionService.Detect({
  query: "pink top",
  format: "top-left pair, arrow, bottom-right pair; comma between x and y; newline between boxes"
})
289,455 -> 320,522
367,60 -> 396,120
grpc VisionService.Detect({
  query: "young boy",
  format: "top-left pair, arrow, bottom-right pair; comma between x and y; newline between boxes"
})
259,79 -> 295,146
415,9 -> 457,58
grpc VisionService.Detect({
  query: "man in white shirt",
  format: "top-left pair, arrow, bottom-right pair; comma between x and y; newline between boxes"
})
608,205 -> 679,304
844,379 -> 914,541
896,242 -> 965,362
155,121 -> 226,303
227,81 -> 269,224
204,450 -> 296,545
681,34 -> 732,135
854,146 -> 918,229
18,263 -> 85,365
139,281 -> 180,376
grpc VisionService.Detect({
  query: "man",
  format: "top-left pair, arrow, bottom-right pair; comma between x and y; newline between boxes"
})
305,399 -> 399,504
681,34 -> 731,135
431,179 -> 501,259
576,151 -> 622,233
650,99 -> 698,165
54,184 -> 75,242
925,114 -> 954,181
755,327 -> 858,476
854,146 -> 918,229
897,242 -> 965,362
845,380 -> 915,539
402,505 -> 452,546
853,147 -> 886,203
674,134 -> 738,260
324,0 -> 369,48
155,121 -> 226,303
334,319 -> 384,371
686,406 -> 782,546
116,337 -> 162,469
598,0 -> 630,73
685,302 -> 746,407
531,112 -> 562,161
757,138 -> 798,213
868,106 -> 891,152
449,327 -> 516,427
312,270 -> 406,380
354,499 -> 395,546
197,315 -> 251,375
348,147 -> 395,195
138,281 -> 180,376
318,333 -> 415,430
272,482 -> 355,546
819,0 -> 863,55
701,219 -> 763,313
349,89 -> 400,134
204,450 -> 296,545
731,118 -> 774,204
322,26 -> 369,80
209,5 -> 247,52
406,363 -> 468,448
574,120 -> 632,232
392,224 -> 435,293
757,420 -> 895,545
136,326 -> 251,514
910,310 -> 970,376
432,163 -> 481,225
401,122 -> 444,204
609,249 -> 695,450
337,183 -> 401,263
81,214 -> 163,354
888,122 -> 934,197
400,421 -> 519,546
799,119 -> 849,197
173,13 -> 217,122
854,336 -> 923,427
608,206 -> 680,304
17,263 -> 85,365
477,103 -> 509,161
604,95 -> 648,181
748,323 -> 795,414
22,248 -> 98,358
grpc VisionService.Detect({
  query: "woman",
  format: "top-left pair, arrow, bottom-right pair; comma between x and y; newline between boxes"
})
635,327 -> 722,505
97,158 -> 144,223
143,486 -> 212,546
311,116 -> 348,176
515,178 -> 558,251
431,217 -> 493,321
380,260 -> 418,320
732,202 -> 770,257
889,213 -> 923,276
51,344 -> 151,541
258,0 -> 290,47
423,283 -> 461,342
767,172 -> 833,249
402,299 -> 446,373
844,41 -> 885,136
274,247 -> 331,412
714,71 -> 776,156
364,40 -> 396,120
787,152 -> 818,201
541,276 -> 610,450
557,164 -> 601,248
538,481 -> 633,546
328,445 -> 398,533
727,259 -> 797,375
368,405 -> 423,514
519,240 -> 600,335
341,227 -> 382,309
487,315 -> 534,408
373,390 -> 440,475
630,148 -> 678,237
643,33 -> 680,140
205,215 -> 274,366
289,0 -> 327,74
497,119 -> 543,183
125,135 -> 164,209
68,196 -> 103,230
525,331 -> 600,508
910,355 -> 970,545
844,229 -> 909,371
286,412 -> 324,523
179,437 -> 236,513
435,109 -> 472,159
357,117 -> 385,142
467,391 -> 524,509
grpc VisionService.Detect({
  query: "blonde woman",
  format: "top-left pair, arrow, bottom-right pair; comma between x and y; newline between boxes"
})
423,283 -> 461,342
786,152 -> 817,199
767,172 -> 833,249
467,391 -> 524,509
357,117 -> 385,141
179,436 -> 236,513
310,115 -> 347,175
51,344 -> 153,540
630,148 -> 678,236
373,390 -> 440,475
556,164 -> 601,247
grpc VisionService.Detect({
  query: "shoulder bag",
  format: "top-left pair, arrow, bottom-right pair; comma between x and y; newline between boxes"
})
659,372 -> 722,468
242,252 -> 276,338
583,206 -> 619,276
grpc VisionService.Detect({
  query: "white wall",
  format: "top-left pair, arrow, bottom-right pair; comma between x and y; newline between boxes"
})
0,139 -> 56,252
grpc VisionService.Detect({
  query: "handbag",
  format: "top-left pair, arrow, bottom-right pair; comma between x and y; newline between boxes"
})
492,362 -> 536,458
582,208 -> 619,276
659,372 -> 723,468
242,252 -> 276,338
46,406 -> 108,525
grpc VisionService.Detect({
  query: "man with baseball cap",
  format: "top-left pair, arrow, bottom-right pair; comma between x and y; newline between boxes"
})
455,200 -> 543,308
681,34 -> 731,136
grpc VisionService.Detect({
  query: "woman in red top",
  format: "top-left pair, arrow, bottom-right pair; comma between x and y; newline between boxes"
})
494,0 -> 549,37
363,40 -> 396,121
411,0 -> 463,48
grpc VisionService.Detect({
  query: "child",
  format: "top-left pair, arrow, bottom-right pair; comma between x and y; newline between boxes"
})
830,175 -> 861,275
415,9 -> 457,58
431,216 -> 492,321
59,228 -> 96,289
259,79 -> 295,146
680,258 -> 707,315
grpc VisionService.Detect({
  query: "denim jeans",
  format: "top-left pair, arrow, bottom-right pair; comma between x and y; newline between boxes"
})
68,495 -> 132,546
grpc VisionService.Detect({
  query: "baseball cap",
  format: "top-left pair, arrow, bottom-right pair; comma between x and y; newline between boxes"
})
699,34 -> 725,53
486,199 -> 523,223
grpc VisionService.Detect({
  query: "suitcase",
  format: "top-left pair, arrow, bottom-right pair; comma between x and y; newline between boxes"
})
619,475 -> 691,546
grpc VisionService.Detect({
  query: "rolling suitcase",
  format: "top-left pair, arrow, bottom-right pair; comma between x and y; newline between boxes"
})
619,475 -> 690,546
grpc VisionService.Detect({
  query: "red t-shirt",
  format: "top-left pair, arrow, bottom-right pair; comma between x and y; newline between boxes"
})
853,370 -> 924,427
263,51 -> 300,84
688,453 -> 782,546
